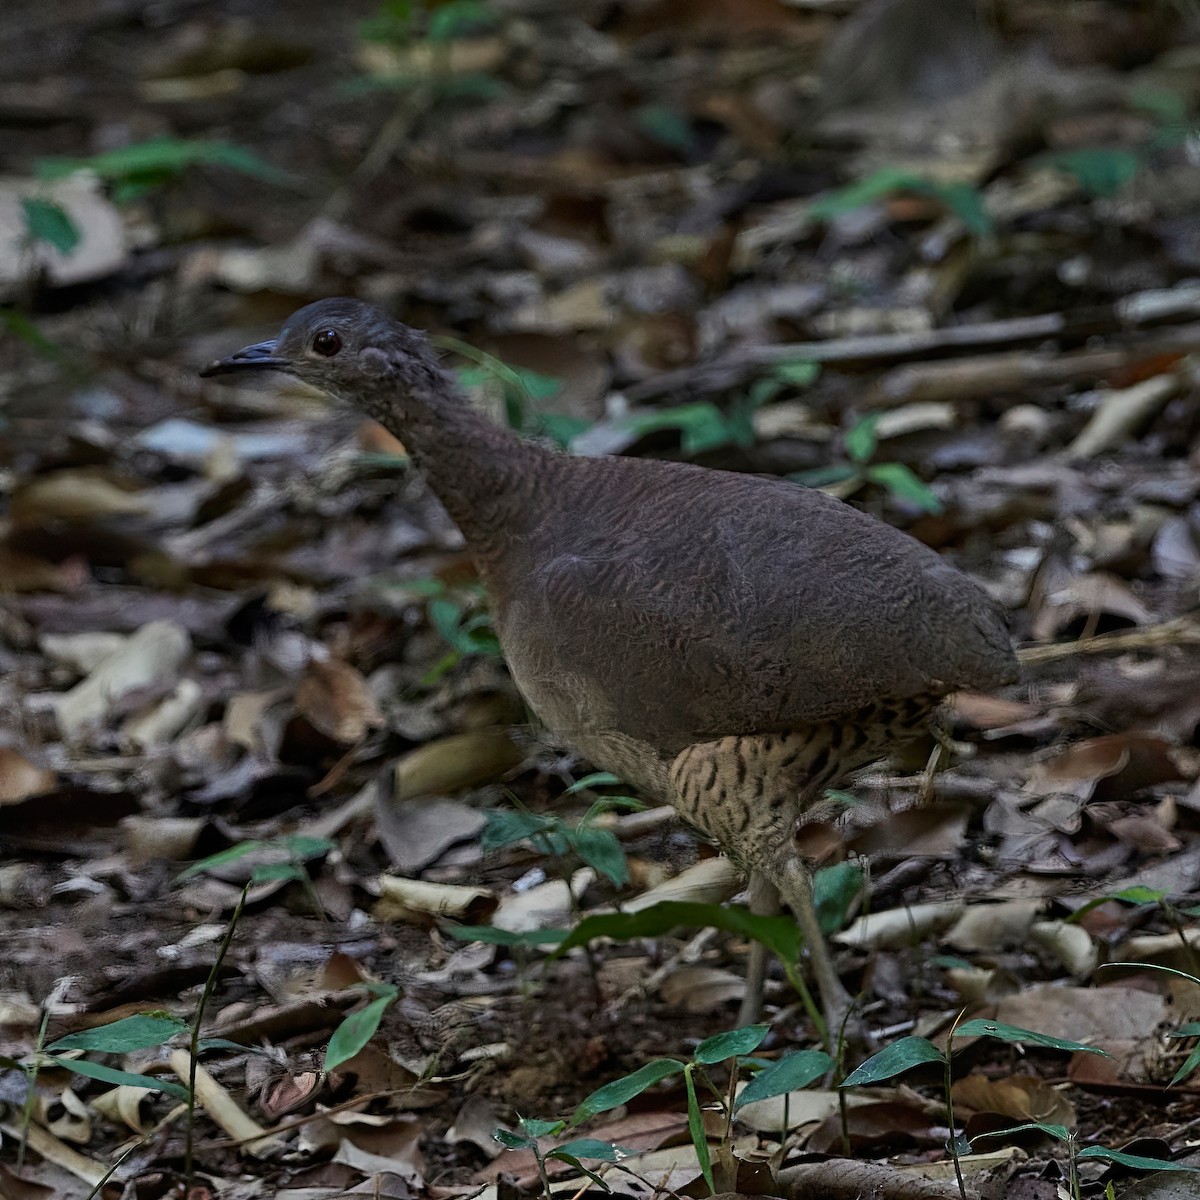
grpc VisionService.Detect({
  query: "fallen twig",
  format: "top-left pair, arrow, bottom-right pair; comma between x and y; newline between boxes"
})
1017,616 -> 1200,666
626,283 -> 1200,401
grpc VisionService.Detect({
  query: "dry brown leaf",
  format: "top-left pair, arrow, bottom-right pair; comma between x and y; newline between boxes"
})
1025,733 -> 1184,804
295,657 -> 384,744
0,748 -> 55,805
952,1072 -> 1075,1126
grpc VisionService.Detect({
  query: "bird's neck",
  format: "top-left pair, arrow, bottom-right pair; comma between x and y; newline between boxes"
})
361,359 -> 550,567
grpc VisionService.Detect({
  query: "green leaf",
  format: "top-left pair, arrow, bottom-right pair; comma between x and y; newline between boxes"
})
39,137 -> 286,190
1077,1146 -> 1199,1172
926,180 -> 993,237
0,1054 -> 25,1071
427,0 -> 496,41
1043,148 -> 1140,198
536,413 -> 592,449
493,1128 -> 531,1150
482,809 -> 558,852
549,1157 -> 611,1191
633,105 -> 696,155
1171,1044 -> 1200,1087
48,1014 -> 187,1054
20,197 -> 80,255
813,861 -> 864,934
866,462 -> 943,513
282,835 -> 335,859
565,826 -> 628,887
565,772 -> 623,794
735,1050 -> 834,1108
684,1066 -> 714,1192
520,1116 -> 565,1139
551,1139 -> 626,1162
625,403 -> 735,456
571,1059 -> 685,1126
789,465 -> 859,489
694,1025 -> 769,1065
324,988 -> 398,1071
196,1038 -> 258,1054
978,1121 -> 1070,1143
553,901 -> 803,966
1111,885 -> 1168,904
0,308 -> 64,361
841,1035 -> 944,1087
175,840 -> 264,881
446,924 -> 568,946
1170,1023 -> 1200,1038
810,168 -> 993,236
47,1056 -> 189,1101
250,861 -> 305,883
954,1019 -> 1110,1057
771,360 -> 820,388
844,415 -> 880,464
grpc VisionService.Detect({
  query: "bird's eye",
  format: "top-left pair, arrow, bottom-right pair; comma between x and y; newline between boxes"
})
312,329 -> 342,357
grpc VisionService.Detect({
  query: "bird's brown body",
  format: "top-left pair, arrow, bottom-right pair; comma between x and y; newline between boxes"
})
202,298 -> 1019,1035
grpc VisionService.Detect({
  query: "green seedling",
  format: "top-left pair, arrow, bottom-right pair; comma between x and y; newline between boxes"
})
623,359 -> 819,457
841,1015 -> 1112,1200
791,412 -> 943,514
324,982 -> 401,1072
20,136 -> 284,267
353,0 -> 505,103
449,862 -> 864,1046
441,341 -> 581,447
176,835 -> 333,919
568,1024 -> 830,1194
38,136 -> 285,205
482,773 -> 644,889
494,1116 -> 629,1198
809,167 -> 993,237
401,577 -> 502,682
971,1122 -> 1198,1200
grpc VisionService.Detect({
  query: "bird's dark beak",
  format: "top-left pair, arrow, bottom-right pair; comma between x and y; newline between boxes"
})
199,339 -> 287,378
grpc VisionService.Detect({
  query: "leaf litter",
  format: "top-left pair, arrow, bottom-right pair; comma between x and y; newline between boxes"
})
2,0 -> 1200,1196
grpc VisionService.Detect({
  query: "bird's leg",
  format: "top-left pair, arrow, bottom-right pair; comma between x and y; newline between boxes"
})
737,871 -> 781,1027
669,732 -> 855,1043
769,852 -> 853,1045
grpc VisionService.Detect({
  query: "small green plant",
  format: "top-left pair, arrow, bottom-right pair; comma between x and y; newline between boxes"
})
441,339 -> 585,448
840,1017 -> 1125,1200
449,862 -> 864,1047
352,0 -> 505,103
38,137 -> 285,205
973,1121 -> 1198,1199
361,0 -> 497,46
177,835 -> 334,919
0,1009 -> 193,1160
624,360 -> 819,456
791,413 -> 943,514
324,982 -> 401,1071
483,773 -> 645,888
401,577 -> 502,682
565,1024 -> 831,1194
494,1116 -> 629,1197
20,137 -> 286,257
809,168 -> 993,237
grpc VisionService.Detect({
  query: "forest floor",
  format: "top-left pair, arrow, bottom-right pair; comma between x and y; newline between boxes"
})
2,0 -> 1200,1197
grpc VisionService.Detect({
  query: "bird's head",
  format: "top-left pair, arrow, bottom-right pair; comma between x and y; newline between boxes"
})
199,297 -> 442,410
